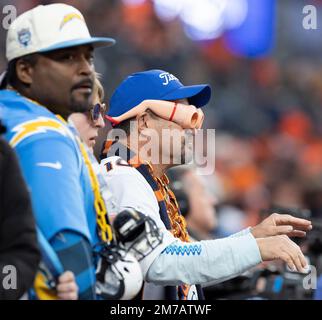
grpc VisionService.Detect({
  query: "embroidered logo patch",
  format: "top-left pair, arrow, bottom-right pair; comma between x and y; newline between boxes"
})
18,28 -> 31,47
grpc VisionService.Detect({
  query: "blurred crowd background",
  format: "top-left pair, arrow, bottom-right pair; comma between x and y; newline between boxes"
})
1,0 -> 322,236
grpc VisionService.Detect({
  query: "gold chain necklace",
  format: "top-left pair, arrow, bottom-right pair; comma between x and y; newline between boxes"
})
6,90 -> 113,243
145,162 -> 191,299
56,115 -> 113,243
145,162 -> 189,242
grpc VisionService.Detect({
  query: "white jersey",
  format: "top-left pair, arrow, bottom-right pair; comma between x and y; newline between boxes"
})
100,156 -> 177,275
100,155 -> 262,300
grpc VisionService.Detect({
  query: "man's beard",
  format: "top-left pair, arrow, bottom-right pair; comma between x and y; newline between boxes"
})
172,130 -> 194,165
69,94 -> 91,113
181,139 -> 194,164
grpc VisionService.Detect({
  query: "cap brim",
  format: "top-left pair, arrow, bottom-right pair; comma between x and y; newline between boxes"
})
161,84 -> 211,108
38,37 -> 116,53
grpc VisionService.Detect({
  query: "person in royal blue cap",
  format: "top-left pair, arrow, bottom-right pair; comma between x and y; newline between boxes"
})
104,69 -> 211,165
100,69 -> 311,301
107,69 -> 211,118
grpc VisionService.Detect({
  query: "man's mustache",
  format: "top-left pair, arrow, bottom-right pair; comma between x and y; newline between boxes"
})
71,78 -> 94,91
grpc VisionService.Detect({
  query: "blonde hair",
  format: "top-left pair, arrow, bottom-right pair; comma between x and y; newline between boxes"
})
93,72 -> 104,102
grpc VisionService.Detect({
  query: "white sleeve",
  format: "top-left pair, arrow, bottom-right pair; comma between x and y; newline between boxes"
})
146,233 -> 262,286
229,227 -> 252,238
101,157 -> 262,286
101,157 -> 176,276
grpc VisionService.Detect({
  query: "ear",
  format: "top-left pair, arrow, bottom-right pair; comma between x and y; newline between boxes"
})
136,111 -> 151,134
15,59 -> 34,85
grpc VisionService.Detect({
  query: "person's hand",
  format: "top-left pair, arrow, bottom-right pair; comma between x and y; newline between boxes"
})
56,271 -> 78,300
251,213 -> 312,238
256,235 -> 308,273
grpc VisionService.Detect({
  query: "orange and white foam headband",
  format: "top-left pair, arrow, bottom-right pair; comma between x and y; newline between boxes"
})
105,99 -> 204,129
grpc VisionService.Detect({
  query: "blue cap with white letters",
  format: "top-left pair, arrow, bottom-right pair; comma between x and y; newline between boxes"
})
107,69 -> 211,117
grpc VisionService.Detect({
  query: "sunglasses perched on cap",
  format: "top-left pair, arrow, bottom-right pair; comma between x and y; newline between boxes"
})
89,103 -> 106,122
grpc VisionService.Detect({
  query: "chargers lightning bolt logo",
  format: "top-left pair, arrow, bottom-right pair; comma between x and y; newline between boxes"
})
60,13 -> 84,29
9,117 -> 73,147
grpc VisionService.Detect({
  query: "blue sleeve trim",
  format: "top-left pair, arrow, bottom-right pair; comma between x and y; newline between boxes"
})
161,244 -> 202,256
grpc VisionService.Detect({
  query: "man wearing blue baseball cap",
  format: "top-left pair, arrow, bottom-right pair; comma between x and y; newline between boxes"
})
106,69 -> 211,117
101,69 -> 311,300
0,3 -> 116,299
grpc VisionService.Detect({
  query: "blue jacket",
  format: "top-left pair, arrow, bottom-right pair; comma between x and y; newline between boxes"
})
0,89 -> 99,246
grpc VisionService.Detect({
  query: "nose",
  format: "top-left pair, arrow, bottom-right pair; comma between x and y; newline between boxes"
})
78,54 -> 93,77
191,128 -> 197,136
94,114 -> 105,129
184,128 -> 197,138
